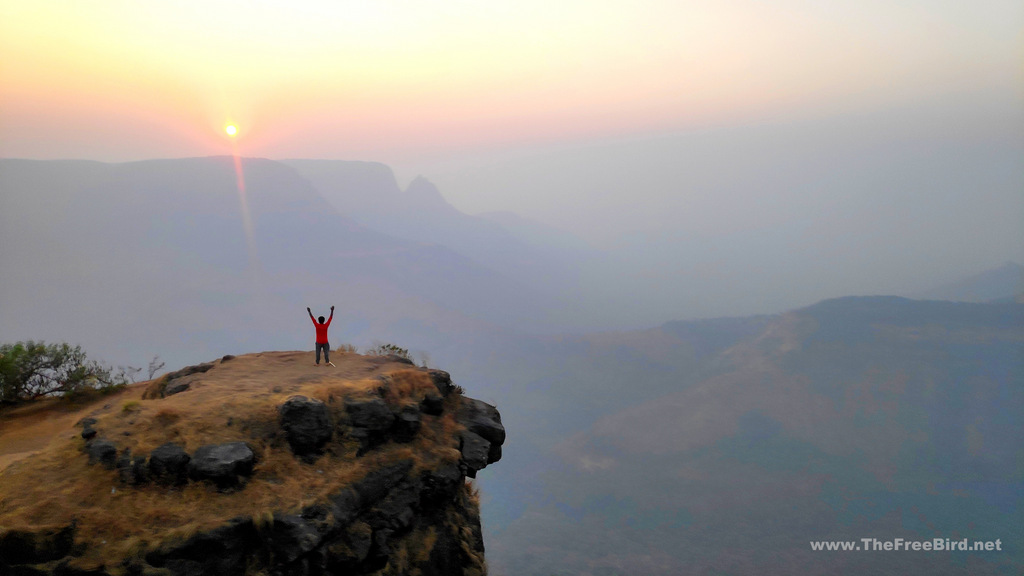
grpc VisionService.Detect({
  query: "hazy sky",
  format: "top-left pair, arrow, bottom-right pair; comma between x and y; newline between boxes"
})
2,0 -> 1018,161
2,0 -> 1022,296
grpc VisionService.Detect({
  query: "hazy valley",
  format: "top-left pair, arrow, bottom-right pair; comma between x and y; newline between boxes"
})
2,157 -> 1022,575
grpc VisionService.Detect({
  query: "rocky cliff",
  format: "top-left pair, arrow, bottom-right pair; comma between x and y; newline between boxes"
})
0,351 -> 504,575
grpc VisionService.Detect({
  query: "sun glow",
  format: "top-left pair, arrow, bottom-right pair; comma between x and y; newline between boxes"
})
225,124 -> 238,136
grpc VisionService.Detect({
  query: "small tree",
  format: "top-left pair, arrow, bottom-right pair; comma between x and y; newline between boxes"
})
0,341 -> 130,404
147,355 -> 166,380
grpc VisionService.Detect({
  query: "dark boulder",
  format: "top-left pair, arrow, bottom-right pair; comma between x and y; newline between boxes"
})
79,417 -> 98,441
188,442 -> 255,488
487,442 -> 502,465
345,398 -> 395,454
393,404 -> 421,443
342,523 -> 372,563
420,462 -> 463,510
426,370 -> 453,396
116,449 -> 149,485
150,362 -> 215,399
458,397 -> 505,446
261,515 -> 321,564
325,489 -> 361,527
367,354 -> 414,367
455,397 -> 505,476
322,521 -> 373,570
352,460 -> 414,508
459,432 -> 491,477
365,479 -> 420,531
164,362 -> 215,381
346,398 -> 394,430
86,440 -> 117,470
279,396 -> 333,460
0,521 -> 76,566
148,443 -> 190,485
365,528 -> 394,571
146,517 -> 256,576
164,381 -> 190,396
298,502 -> 337,536
420,393 -> 444,416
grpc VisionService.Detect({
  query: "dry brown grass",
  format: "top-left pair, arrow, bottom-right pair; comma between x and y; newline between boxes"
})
141,375 -> 170,400
447,481 -> 486,576
381,524 -> 441,576
0,351 -> 462,570
380,370 -> 439,406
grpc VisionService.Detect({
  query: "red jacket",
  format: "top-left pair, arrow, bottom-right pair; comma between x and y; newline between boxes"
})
312,313 -> 332,344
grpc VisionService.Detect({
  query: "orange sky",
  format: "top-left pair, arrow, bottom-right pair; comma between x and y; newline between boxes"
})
1,0 -> 1020,163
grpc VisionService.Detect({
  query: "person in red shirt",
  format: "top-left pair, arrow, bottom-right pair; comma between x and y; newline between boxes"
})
307,305 -> 334,366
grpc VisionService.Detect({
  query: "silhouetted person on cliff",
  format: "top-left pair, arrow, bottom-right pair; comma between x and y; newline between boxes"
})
307,306 -> 334,367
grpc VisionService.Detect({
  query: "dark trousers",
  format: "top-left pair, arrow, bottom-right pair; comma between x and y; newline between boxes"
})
316,342 -> 330,364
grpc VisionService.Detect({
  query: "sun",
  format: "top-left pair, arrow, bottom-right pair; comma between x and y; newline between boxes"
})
225,124 -> 238,137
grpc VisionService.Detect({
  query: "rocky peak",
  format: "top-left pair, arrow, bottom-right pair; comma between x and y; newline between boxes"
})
403,176 -> 459,215
0,351 -> 504,576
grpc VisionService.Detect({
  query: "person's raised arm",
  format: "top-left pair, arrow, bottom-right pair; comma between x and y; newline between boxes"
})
307,307 -> 315,323
327,305 -> 334,325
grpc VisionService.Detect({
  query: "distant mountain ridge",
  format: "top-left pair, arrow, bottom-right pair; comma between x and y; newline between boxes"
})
918,261 -> 1024,302
0,157 -> 565,370
282,159 -> 594,300
485,295 -> 1024,575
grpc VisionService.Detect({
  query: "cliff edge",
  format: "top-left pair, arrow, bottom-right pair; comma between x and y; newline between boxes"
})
0,351 -> 504,575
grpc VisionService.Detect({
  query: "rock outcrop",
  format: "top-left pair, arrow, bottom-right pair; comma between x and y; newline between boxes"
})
148,443 -> 191,485
188,441 -> 256,488
0,351 -> 503,576
141,361 -> 216,399
279,395 -> 333,460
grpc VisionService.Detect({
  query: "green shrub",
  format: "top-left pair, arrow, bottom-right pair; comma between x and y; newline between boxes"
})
365,343 -> 412,361
0,341 -> 130,404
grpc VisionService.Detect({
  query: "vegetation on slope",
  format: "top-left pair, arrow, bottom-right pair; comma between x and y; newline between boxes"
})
0,341 -> 131,404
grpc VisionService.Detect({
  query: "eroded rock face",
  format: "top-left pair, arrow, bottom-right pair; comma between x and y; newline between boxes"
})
420,462 -> 462,510
459,432 -> 492,477
279,395 -> 333,460
459,398 -> 505,446
393,404 -> 422,443
345,398 -> 396,454
455,397 -> 504,476
137,458 -> 484,576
